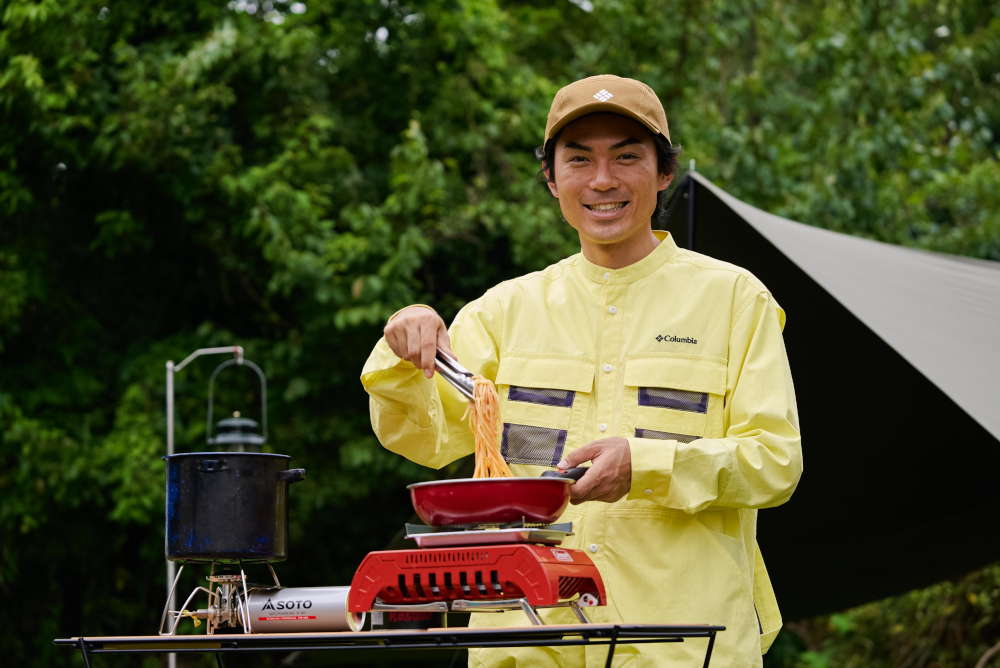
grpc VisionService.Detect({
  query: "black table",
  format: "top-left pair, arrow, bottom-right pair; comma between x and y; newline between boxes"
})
54,623 -> 725,668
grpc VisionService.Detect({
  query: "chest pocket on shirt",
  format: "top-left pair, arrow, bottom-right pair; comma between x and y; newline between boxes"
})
495,355 -> 594,469
623,354 -> 727,442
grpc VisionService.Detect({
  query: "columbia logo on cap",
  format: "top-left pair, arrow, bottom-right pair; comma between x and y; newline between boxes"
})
593,89 -> 613,102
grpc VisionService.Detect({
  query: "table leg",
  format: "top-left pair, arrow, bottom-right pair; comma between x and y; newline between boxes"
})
603,625 -> 619,668
216,651 -> 225,668
78,638 -> 92,668
702,631 -> 717,668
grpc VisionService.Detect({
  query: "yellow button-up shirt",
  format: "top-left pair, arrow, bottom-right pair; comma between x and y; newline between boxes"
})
362,231 -> 802,668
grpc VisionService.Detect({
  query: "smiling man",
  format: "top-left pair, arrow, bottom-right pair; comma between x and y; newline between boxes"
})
362,75 -> 803,667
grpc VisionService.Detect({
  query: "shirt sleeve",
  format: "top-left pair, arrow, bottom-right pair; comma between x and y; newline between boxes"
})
360,295 -> 504,470
626,290 -> 803,512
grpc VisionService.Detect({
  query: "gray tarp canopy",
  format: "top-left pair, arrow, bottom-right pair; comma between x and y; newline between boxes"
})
662,172 -> 1000,620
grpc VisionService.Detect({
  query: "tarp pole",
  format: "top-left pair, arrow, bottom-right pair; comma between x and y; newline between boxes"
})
164,346 -> 243,668
687,160 -> 696,250
165,362 -> 176,668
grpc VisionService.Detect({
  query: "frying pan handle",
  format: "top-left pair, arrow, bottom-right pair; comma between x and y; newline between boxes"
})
541,467 -> 589,482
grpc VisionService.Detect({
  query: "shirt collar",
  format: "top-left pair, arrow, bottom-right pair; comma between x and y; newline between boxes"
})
578,231 -> 679,284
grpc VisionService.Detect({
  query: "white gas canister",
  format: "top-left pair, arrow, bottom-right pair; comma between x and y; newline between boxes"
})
247,587 -> 364,632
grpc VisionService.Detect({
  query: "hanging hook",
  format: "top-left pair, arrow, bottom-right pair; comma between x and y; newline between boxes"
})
206,358 -> 268,445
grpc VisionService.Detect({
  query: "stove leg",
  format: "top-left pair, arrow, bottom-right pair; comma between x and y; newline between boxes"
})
569,601 -> 591,624
518,598 -> 543,626
238,560 -> 252,633
267,562 -> 282,588
78,637 -> 92,668
158,562 -> 186,635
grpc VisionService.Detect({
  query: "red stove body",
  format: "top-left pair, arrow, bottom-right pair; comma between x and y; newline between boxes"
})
348,544 -> 606,613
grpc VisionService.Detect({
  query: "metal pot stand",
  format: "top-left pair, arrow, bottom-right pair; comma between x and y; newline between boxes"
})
159,559 -> 283,636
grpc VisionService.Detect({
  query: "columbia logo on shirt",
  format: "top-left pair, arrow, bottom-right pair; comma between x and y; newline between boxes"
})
656,334 -> 697,344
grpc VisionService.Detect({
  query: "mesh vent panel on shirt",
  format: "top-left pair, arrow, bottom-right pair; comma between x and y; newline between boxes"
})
501,423 -> 567,467
635,428 -> 698,444
638,387 -> 708,413
508,386 -> 576,407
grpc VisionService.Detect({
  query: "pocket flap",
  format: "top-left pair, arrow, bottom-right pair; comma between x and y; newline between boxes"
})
624,355 -> 726,395
496,354 -> 595,393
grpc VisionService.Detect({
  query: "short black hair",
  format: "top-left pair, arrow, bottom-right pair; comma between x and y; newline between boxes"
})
534,124 -> 682,227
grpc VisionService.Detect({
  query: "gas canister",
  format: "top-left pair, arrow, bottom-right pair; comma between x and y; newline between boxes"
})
246,586 -> 364,633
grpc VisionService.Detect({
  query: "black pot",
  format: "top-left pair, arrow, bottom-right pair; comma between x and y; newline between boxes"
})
164,452 -> 306,563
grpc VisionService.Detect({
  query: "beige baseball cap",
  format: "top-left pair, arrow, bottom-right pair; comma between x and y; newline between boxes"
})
544,74 -> 670,144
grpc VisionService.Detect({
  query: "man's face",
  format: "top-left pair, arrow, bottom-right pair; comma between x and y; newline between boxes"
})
547,113 -> 672,246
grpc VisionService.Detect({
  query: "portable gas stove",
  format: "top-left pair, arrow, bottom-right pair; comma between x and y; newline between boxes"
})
159,561 -> 364,636
348,520 -> 606,625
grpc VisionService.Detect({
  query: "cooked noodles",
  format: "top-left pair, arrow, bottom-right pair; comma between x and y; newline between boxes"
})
463,375 -> 512,478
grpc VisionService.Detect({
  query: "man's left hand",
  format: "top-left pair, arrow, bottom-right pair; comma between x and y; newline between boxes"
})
557,437 -> 632,504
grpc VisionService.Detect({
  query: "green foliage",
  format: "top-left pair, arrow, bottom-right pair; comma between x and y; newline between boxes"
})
0,251 -> 27,349
0,0 -> 998,665
767,563 -> 1000,668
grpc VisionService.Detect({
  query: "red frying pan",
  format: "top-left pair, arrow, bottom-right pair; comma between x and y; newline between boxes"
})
408,468 -> 587,527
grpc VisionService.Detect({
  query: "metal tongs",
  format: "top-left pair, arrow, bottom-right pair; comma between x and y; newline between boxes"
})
434,348 -> 475,400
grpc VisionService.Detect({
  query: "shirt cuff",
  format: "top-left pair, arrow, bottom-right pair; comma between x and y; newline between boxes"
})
626,437 -> 677,505
362,335 -> 411,377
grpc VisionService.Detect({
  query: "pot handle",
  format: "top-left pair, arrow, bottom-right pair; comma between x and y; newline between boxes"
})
279,468 -> 306,484
541,467 -> 589,481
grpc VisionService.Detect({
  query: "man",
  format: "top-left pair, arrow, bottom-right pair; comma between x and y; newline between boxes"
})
361,74 -> 802,667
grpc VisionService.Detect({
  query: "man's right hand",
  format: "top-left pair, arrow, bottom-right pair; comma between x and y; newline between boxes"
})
384,306 -> 453,379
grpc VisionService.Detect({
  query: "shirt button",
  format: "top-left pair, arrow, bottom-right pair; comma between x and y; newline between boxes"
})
589,544 -> 599,553
644,489 -> 653,495
603,364 -> 612,373
604,272 -> 610,280
599,423 -> 607,432
608,306 -> 617,314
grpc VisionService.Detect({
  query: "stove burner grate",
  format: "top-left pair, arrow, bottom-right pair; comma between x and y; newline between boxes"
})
404,521 -> 573,548
433,518 -> 570,531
